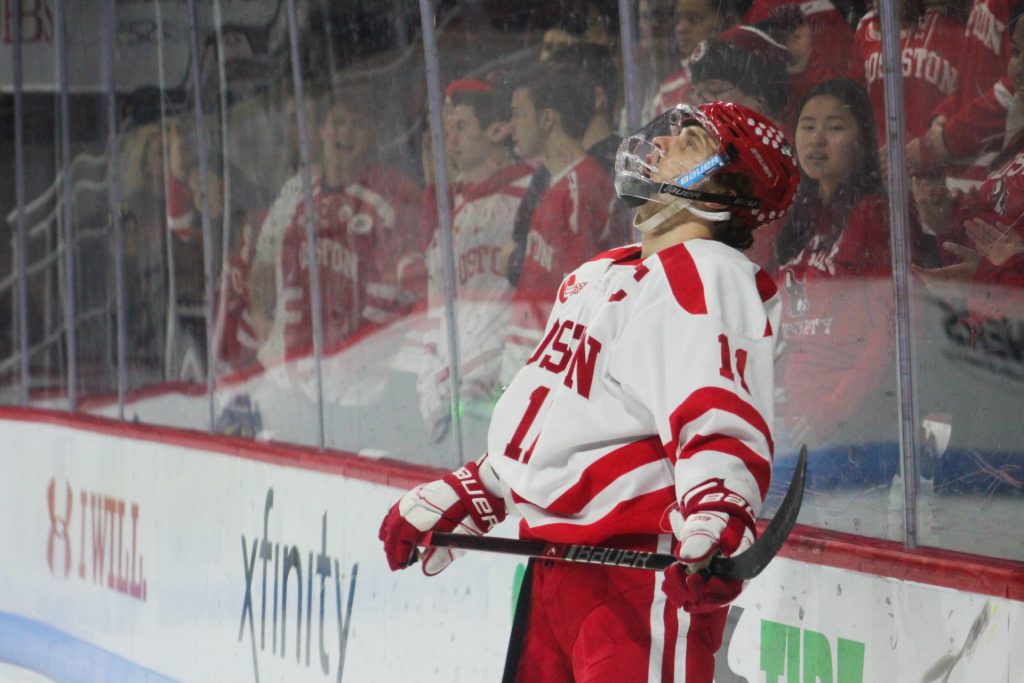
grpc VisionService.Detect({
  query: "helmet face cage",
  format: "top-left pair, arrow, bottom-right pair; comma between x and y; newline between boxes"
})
615,102 -> 799,228
614,105 -> 729,208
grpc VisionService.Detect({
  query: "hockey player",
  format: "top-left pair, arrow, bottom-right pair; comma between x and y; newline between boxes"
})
380,101 -> 798,682
415,78 -> 533,444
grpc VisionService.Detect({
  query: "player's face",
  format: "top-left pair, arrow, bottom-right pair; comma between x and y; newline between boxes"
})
1008,20 -> 1024,101
636,123 -> 719,222
511,87 -> 544,161
648,124 -> 718,184
444,102 -> 491,175
674,0 -> 721,57
795,94 -> 861,192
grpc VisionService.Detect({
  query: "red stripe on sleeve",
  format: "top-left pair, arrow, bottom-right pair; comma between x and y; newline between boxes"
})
667,387 -> 774,461
679,432 -> 772,499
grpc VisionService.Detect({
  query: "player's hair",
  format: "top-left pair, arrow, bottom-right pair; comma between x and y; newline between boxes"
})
315,83 -> 376,130
708,172 -> 756,250
775,78 -> 883,265
547,41 -> 620,117
514,63 -> 594,141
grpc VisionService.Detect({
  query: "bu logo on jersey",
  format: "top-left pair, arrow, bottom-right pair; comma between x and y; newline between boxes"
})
558,274 -> 588,303
527,317 -> 603,399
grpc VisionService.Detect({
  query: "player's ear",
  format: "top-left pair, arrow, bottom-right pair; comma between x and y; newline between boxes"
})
539,107 -> 558,132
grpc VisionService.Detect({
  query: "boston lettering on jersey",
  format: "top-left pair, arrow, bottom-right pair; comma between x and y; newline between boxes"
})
525,317 -> 603,399
863,48 -> 958,95
966,1 -> 1006,55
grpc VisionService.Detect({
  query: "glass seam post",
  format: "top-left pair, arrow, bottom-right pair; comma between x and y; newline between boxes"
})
13,0 -> 29,406
186,0 -> 217,431
418,0 -> 465,467
618,0 -> 642,133
154,0 -> 178,384
102,0 -> 127,418
286,0 -> 326,450
57,0 -> 77,410
879,0 -> 920,548
212,0 -> 232,285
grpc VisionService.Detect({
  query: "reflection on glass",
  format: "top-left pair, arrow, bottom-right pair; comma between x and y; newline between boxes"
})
769,79 -> 912,539
0,0 -> 1019,561
911,11 -> 1024,561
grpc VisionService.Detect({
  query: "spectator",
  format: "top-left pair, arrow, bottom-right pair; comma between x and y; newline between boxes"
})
500,64 -> 615,381
913,12 -> 1024,490
850,0 -> 969,148
548,42 -> 632,248
415,78 -> 534,445
905,0 -> 1024,188
647,0 -> 746,118
120,123 -> 170,382
548,42 -> 624,176
688,25 -> 792,267
187,154 -> 274,373
637,0 -> 687,115
773,79 -> 928,488
743,0 -> 856,103
249,88 -> 420,368
741,5 -> 850,131
689,25 -> 790,122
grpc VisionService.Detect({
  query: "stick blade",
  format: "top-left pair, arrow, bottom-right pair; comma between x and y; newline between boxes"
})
708,445 -> 808,581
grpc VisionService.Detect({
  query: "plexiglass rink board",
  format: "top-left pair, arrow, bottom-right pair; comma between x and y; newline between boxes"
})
0,0 -> 1020,562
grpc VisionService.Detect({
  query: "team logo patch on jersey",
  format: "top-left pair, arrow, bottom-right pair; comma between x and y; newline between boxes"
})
349,212 -> 373,235
558,274 -> 588,303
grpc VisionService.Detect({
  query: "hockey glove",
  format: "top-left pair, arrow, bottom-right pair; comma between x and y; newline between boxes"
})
662,479 -> 756,613
379,456 -> 506,576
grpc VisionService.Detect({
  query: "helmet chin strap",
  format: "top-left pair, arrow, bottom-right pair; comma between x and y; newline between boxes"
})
633,198 -> 731,234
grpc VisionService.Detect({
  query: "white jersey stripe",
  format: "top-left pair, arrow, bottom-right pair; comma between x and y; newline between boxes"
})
347,183 -> 396,228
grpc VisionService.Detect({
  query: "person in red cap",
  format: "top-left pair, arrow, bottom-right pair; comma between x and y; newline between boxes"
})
380,101 -> 799,682
414,77 -> 534,448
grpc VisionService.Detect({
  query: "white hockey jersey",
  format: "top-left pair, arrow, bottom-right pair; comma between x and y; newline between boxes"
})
487,240 -> 780,545
416,164 -> 533,431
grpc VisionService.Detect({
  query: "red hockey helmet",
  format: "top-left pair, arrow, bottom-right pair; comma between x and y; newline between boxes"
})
615,102 -> 799,230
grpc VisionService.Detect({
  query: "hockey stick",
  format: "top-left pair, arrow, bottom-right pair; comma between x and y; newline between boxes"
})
425,446 -> 807,582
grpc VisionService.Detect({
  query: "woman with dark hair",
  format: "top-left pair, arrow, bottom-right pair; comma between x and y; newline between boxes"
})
773,78 -> 923,492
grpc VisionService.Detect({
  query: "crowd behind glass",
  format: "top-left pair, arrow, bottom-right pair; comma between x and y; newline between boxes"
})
1,0 -> 1022,562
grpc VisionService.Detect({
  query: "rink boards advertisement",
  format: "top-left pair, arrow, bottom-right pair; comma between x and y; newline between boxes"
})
0,412 -> 1022,682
